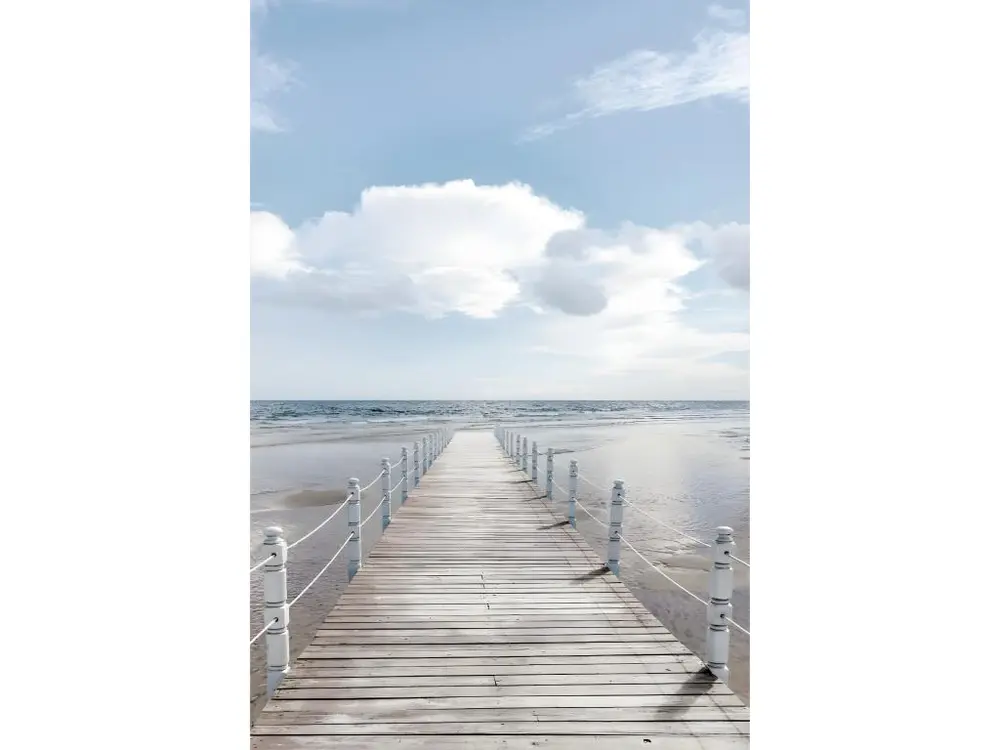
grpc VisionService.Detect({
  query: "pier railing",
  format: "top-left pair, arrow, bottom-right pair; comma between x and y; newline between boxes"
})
494,425 -> 751,684
248,428 -> 453,697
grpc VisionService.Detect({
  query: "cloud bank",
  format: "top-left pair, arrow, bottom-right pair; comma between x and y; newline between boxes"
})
251,180 -> 748,372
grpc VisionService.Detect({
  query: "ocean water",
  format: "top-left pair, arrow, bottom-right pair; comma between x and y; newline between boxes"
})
248,400 -> 750,718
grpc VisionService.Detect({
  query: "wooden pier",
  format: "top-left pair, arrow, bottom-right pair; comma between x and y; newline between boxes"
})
251,430 -> 750,747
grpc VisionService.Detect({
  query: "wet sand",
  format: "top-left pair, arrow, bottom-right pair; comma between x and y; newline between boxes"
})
249,419 -> 749,722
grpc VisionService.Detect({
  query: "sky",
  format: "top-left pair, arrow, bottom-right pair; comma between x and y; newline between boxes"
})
250,0 -> 749,400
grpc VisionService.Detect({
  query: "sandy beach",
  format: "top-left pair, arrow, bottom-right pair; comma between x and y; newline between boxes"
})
249,405 -> 750,723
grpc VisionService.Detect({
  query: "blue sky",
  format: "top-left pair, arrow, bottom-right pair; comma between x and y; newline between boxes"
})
250,0 -> 749,400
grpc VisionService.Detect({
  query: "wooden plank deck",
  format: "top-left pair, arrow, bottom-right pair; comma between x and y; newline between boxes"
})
252,430 -> 750,748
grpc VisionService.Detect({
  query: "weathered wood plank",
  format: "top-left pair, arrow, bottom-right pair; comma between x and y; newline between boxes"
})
263,695 -> 748,711
300,645 -> 694,659
277,676 -> 725,691
313,623 -> 675,633
278,674 -> 729,698
319,617 -> 666,628
253,720 -> 749,735
252,736 -> 750,749
257,706 -> 749,724
272,685 -> 738,700
284,662 -> 709,678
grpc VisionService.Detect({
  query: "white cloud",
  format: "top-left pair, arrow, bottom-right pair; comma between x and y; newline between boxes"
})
250,211 -> 303,278
517,224 -> 704,317
251,1 -> 294,133
707,4 -> 747,27
683,221 -> 749,290
252,180 -> 584,318
251,51 -> 294,133
251,180 -> 748,377
525,29 -> 748,139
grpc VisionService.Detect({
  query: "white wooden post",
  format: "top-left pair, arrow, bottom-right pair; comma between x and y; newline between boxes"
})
568,460 -> 578,527
706,526 -> 735,683
413,441 -> 421,486
401,447 -> 409,504
521,437 -> 528,472
422,436 -> 428,474
515,433 -> 521,464
380,457 -> 391,531
507,431 -> 512,456
262,526 -> 289,696
546,448 -> 554,499
531,442 -> 538,482
347,478 -> 361,581
606,480 -> 625,575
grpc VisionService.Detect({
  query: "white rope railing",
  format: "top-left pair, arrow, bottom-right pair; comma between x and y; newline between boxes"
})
622,497 -> 751,567
577,472 -> 606,492
249,617 -> 278,646
359,470 -> 386,493
574,499 -> 606,525
560,476 -> 750,628
249,552 -> 275,573
287,498 -> 349,551
361,502 -> 383,528
618,535 -> 750,633
619,535 -> 708,606
250,429 -> 453,697
728,552 -> 750,567
622,497 -> 711,548
494,425 -> 749,682
289,534 -> 353,607
724,614 -> 751,637
578,468 -> 750,568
